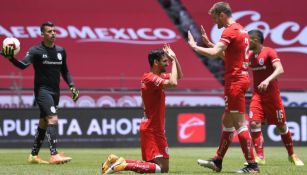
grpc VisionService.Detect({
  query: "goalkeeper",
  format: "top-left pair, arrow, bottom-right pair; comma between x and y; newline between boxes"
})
1,21 -> 79,164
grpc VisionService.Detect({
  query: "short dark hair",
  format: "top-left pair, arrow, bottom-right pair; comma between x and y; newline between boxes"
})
40,21 -> 55,33
148,49 -> 165,67
209,2 -> 232,17
248,29 -> 264,44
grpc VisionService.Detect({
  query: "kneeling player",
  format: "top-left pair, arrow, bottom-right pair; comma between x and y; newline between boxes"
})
101,44 -> 183,174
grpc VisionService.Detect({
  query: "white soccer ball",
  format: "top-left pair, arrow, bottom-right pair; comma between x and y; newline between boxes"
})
2,37 -> 21,56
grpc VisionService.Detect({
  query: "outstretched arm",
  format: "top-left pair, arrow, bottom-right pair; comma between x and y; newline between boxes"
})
1,46 -> 32,69
188,30 -> 225,58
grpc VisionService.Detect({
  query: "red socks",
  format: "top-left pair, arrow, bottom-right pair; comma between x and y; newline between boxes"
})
237,126 -> 255,163
251,127 -> 294,158
126,160 -> 143,164
251,129 -> 264,159
281,128 -> 294,156
125,161 -> 160,173
214,128 -> 234,160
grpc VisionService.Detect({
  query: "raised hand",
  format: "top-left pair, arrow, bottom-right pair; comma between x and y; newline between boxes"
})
200,25 -> 210,45
163,43 -> 176,60
1,46 -> 15,59
187,31 -> 197,49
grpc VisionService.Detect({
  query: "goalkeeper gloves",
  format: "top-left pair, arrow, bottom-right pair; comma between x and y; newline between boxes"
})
1,46 -> 15,59
69,86 -> 79,102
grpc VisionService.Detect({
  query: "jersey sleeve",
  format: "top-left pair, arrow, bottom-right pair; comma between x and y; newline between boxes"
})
145,73 -> 167,89
268,48 -> 280,64
60,49 -> 74,87
160,73 -> 170,80
9,47 -> 34,69
219,28 -> 235,46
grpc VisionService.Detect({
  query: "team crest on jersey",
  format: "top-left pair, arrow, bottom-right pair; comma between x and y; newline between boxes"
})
258,58 -> 264,65
57,53 -> 62,60
50,106 -> 56,113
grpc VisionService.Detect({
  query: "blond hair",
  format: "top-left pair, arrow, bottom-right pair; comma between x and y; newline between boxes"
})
208,2 -> 232,17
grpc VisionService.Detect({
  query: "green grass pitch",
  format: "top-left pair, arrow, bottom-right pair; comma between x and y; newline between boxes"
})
0,147 -> 306,175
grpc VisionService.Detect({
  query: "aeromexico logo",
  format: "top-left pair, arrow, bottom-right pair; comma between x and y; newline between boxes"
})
210,10 -> 307,54
0,25 -> 180,45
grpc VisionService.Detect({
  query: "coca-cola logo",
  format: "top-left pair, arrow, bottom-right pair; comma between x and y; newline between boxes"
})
210,11 -> 307,54
177,113 -> 205,143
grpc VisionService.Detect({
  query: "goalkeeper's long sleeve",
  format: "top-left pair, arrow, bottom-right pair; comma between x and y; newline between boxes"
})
8,42 -> 72,93
60,50 -> 74,87
9,47 -> 34,69
9,56 -> 32,69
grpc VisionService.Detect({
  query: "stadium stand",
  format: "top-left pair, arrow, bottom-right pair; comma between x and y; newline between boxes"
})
0,0 -> 222,91
0,0 -> 306,108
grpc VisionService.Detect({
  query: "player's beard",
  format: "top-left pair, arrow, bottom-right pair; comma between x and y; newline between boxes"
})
217,22 -> 224,29
50,36 -> 56,42
160,67 -> 166,73
249,44 -> 256,50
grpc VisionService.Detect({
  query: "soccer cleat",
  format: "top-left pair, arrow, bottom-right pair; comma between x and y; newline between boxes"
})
101,154 -> 119,173
236,163 -> 260,173
244,156 -> 265,166
289,154 -> 304,166
59,152 -> 72,163
27,154 -> 49,164
104,157 -> 127,174
49,153 -> 72,164
197,159 -> 222,172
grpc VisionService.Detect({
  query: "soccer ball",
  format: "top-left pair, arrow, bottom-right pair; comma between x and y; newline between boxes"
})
2,37 -> 21,56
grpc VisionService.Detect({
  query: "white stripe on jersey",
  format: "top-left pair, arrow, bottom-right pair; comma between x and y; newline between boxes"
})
220,38 -> 230,44
272,58 -> 280,63
153,76 -> 163,86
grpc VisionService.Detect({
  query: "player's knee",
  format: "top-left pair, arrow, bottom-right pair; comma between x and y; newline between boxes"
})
250,121 -> 260,129
156,161 -> 169,173
38,118 -> 48,129
233,120 -> 246,130
154,157 -> 169,173
277,124 -> 287,134
47,115 -> 58,124
160,165 -> 169,173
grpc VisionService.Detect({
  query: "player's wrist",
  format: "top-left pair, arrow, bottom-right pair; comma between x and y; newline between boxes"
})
7,56 -> 15,61
202,39 -> 209,46
193,45 -> 200,52
8,56 -> 14,60
171,55 -> 177,61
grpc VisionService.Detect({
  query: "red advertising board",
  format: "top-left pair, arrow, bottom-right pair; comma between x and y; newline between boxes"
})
177,113 -> 206,143
0,0 -> 222,90
182,0 -> 307,90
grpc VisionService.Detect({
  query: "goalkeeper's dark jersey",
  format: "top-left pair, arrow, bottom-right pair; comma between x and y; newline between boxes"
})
10,42 -> 74,93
